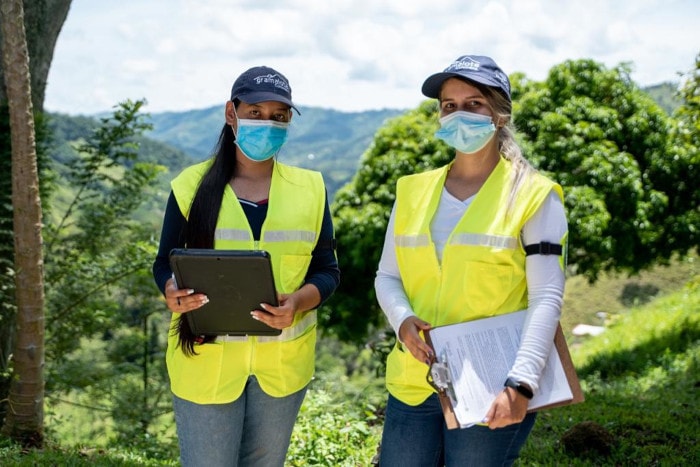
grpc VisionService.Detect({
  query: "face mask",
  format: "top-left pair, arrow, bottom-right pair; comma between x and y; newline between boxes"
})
233,118 -> 289,162
434,111 -> 496,154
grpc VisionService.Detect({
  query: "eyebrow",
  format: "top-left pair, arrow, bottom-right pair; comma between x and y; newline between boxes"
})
246,102 -> 290,111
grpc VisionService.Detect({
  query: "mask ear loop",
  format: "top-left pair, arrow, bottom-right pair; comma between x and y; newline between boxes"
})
230,104 -> 240,139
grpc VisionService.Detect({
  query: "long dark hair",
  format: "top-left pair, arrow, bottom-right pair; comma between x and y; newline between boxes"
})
175,118 -> 237,356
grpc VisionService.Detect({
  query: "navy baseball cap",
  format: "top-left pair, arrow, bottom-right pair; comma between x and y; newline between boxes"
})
230,66 -> 300,114
422,55 -> 511,103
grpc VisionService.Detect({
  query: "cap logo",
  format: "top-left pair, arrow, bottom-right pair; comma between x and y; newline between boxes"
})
447,56 -> 481,72
253,73 -> 290,93
493,70 -> 509,89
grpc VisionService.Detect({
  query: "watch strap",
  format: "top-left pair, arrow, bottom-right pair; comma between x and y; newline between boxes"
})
504,377 -> 533,399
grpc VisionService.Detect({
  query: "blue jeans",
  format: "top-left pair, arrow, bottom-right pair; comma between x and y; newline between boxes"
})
172,375 -> 307,467
379,394 -> 536,467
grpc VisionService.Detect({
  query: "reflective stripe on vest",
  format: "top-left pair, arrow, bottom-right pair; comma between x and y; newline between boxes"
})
397,233 -> 518,249
215,229 -> 250,242
263,230 -> 317,244
451,233 -> 518,249
215,229 -> 317,245
214,311 -> 317,343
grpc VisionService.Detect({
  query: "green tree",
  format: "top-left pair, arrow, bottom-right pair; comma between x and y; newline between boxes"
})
43,99 -> 162,371
514,59 -> 697,279
327,58 -> 699,342
40,100 -> 169,450
668,52 -> 700,250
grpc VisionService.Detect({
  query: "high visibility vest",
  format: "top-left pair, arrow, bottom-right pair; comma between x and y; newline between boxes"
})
386,158 -> 564,405
166,160 -> 325,403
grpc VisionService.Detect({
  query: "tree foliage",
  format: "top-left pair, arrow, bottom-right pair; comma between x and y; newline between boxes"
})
327,58 -> 700,342
39,100 -> 172,450
514,59 -> 698,278
43,99 -> 163,371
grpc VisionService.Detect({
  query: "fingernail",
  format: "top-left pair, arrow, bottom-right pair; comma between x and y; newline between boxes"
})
203,296 -> 209,304
259,303 -> 267,310
187,289 -> 194,294
250,312 -> 259,321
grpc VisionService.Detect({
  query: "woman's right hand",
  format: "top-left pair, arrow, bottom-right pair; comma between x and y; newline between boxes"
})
398,316 -> 434,365
164,277 -> 209,313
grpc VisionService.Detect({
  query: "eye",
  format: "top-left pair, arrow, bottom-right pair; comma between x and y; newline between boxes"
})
247,109 -> 261,118
273,113 -> 289,122
441,102 -> 456,113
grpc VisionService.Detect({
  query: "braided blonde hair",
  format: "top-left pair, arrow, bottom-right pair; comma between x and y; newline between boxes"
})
485,85 -> 535,214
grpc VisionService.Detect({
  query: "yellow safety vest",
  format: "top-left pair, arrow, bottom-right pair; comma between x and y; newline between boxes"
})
166,160 -> 325,403
386,157 -> 564,405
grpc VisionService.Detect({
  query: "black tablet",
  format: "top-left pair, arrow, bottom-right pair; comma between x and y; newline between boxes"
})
169,249 -> 281,336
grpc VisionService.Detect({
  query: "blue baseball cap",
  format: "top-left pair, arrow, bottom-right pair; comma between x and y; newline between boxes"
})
231,66 -> 300,115
421,55 -> 511,103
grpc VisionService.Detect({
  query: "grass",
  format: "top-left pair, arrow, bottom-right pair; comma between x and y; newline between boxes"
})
1,257 -> 698,465
519,276 -> 700,465
560,253 -> 698,337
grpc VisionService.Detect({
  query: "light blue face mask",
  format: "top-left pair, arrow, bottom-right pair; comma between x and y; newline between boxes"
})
234,118 -> 289,162
434,111 -> 496,154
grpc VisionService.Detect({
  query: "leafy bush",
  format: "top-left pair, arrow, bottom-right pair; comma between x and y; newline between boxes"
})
287,388 -> 381,466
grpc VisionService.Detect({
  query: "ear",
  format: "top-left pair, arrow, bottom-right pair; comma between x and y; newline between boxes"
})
225,101 -> 236,125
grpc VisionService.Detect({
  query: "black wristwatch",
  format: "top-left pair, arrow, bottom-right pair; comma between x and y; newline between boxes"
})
504,377 -> 533,399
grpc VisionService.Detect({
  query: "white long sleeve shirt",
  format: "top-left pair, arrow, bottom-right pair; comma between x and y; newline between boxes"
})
375,188 -> 567,393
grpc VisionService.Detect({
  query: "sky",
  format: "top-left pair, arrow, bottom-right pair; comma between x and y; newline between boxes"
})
44,0 -> 700,116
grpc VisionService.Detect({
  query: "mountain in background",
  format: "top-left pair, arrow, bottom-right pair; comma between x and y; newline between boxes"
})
144,106 -> 406,198
46,81 -> 681,209
643,82 -> 683,115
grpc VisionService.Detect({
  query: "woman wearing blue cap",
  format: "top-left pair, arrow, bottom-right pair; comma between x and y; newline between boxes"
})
375,55 -> 568,465
152,66 -> 339,466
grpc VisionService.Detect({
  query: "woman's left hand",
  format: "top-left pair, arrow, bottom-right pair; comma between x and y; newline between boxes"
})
483,387 -> 530,429
251,293 -> 298,330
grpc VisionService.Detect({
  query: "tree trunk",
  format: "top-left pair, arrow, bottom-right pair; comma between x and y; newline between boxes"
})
0,0 -> 71,112
0,0 -> 46,447
0,0 -> 70,429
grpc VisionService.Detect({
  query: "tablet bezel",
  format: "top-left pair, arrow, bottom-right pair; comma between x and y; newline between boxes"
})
169,248 -> 282,336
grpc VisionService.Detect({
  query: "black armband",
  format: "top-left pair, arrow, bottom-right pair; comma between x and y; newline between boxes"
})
524,241 -> 562,256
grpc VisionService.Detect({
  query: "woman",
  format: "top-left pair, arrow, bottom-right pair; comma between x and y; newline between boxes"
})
375,55 -> 567,466
152,65 -> 340,466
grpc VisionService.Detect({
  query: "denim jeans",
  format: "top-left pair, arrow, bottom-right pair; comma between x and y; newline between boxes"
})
379,393 -> 537,467
172,375 -> 307,467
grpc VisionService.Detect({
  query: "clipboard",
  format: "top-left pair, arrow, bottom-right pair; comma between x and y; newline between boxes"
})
425,318 -> 584,430
169,248 -> 281,336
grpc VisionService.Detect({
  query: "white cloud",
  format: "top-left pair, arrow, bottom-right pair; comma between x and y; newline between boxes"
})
44,0 -> 700,115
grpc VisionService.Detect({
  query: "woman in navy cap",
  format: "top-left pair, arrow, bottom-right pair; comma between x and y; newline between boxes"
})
152,66 -> 339,466
375,55 -> 568,465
